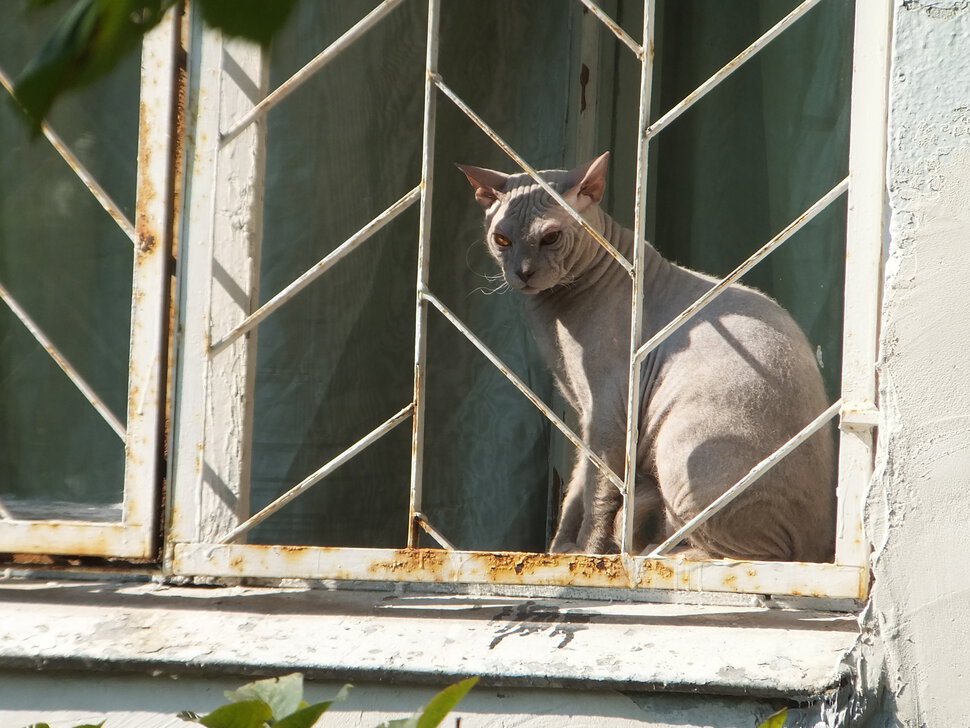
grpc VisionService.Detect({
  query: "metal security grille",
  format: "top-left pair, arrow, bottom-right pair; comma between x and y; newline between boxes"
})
0,15 -> 177,558
171,0 -> 890,600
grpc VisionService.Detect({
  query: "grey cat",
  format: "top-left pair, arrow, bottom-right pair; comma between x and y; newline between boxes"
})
457,153 -> 836,561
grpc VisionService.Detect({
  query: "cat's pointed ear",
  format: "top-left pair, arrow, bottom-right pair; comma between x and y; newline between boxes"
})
564,152 -> 610,211
456,164 -> 509,210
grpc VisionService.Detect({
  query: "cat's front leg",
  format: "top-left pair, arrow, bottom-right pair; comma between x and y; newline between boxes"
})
581,451 -> 625,554
549,455 -> 589,553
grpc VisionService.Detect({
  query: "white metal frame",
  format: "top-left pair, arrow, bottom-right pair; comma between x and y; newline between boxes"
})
170,0 -> 891,600
0,12 -> 178,558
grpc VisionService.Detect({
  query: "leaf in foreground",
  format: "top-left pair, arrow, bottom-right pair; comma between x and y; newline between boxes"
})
379,677 -> 479,728
191,700 -> 273,728
758,707 -> 788,728
14,0 -> 175,130
224,672 -> 305,721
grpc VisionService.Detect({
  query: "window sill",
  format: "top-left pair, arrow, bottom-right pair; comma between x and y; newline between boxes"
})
0,577 -> 858,700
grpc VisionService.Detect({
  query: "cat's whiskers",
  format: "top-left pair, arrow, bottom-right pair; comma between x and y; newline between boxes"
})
470,271 -> 512,297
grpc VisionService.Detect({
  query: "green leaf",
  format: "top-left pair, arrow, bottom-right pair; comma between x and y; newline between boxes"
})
414,677 -> 478,728
378,677 -> 478,728
272,683 -> 352,727
13,0 -> 296,130
196,700 -> 273,728
13,0 -> 175,130
273,701 -> 334,728
195,0 -> 299,47
758,707 -> 789,728
225,673 -> 304,721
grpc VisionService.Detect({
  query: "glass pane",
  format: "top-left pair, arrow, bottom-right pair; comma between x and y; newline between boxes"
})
606,0 -> 853,399
0,5 -> 140,520
244,0 -> 853,553
249,0 -> 573,550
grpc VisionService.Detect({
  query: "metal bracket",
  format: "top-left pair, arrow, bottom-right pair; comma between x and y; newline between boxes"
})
839,401 -> 879,431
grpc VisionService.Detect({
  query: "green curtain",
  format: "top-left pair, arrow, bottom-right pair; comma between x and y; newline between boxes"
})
0,6 -> 139,515
648,0 -> 852,399
247,0 -> 852,551
250,0 -> 574,551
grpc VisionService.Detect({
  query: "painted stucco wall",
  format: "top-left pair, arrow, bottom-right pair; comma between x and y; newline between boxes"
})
864,1 -> 970,725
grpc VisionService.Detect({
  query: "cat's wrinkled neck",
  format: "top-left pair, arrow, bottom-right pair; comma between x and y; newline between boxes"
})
535,207 -> 672,301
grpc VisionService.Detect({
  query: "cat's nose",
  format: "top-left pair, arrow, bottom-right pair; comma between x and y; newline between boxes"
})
516,263 -> 535,283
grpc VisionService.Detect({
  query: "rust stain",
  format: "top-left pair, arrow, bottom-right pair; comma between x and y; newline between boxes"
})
136,102 -> 160,257
371,548 -> 449,579
567,554 -> 628,581
642,559 -> 675,580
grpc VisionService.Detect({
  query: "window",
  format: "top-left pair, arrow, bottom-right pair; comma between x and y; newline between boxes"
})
0,6 -> 177,559
1,0 -> 890,604
167,0 -> 888,603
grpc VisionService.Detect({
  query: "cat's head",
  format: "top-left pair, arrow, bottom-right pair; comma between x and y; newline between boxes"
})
457,153 -> 610,294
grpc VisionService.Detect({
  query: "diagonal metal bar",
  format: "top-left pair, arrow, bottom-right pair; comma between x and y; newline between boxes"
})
434,76 -> 634,277
0,280 -> 126,440
422,289 -> 625,492
218,403 -> 415,544
220,0 -> 408,145
634,177 -> 849,365
646,0 -> 824,140
0,68 -> 138,246
578,0 -> 644,57
210,185 -> 421,353
648,399 -> 842,556
413,511 -> 457,550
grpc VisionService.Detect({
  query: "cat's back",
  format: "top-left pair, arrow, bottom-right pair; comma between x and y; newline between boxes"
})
641,264 -> 836,561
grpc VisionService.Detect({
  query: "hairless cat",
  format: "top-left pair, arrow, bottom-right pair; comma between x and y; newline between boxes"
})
458,153 -> 836,561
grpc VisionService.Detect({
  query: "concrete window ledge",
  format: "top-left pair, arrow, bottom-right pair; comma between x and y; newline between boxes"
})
0,578 -> 858,700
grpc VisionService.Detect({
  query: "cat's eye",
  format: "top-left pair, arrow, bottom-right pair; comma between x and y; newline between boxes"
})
492,233 -> 512,248
540,230 -> 561,246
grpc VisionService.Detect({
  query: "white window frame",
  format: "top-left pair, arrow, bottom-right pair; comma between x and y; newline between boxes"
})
0,12 -> 178,559
169,0 -> 890,602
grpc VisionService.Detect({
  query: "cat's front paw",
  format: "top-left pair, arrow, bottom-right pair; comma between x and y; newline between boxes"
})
549,541 -> 581,554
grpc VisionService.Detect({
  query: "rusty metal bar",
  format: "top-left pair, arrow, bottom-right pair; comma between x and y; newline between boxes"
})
0,70 -> 139,247
413,511 -> 457,550
210,185 -> 421,353
408,0 -> 441,548
577,0 -> 643,58
634,177 -> 849,365
422,290 -> 625,492
646,0 -> 824,141
174,541 -> 867,598
219,403 -> 415,543
648,399 -> 842,557
620,0 -> 656,555
433,76 -> 634,276
0,280 -> 126,440
220,0 -> 408,145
